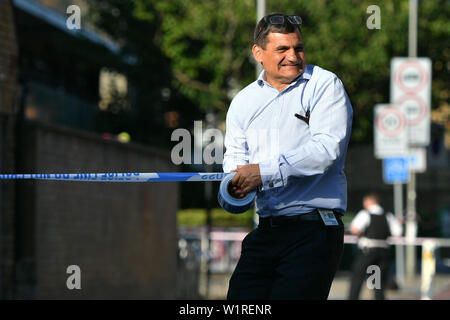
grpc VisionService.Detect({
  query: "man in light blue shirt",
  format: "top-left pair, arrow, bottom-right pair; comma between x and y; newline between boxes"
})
224,13 -> 353,300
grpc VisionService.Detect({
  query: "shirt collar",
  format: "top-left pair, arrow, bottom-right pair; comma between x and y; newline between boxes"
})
257,64 -> 313,88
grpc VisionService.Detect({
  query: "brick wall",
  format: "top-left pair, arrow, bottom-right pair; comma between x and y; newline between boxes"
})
0,0 -> 19,299
15,121 -> 179,299
0,116 -> 17,299
0,0 -> 18,115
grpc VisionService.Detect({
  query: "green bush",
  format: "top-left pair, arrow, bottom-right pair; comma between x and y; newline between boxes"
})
177,208 -> 255,228
178,209 -> 356,228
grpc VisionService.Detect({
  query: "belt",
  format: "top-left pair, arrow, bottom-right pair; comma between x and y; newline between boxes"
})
258,210 -> 321,229
358,237 -> 389,249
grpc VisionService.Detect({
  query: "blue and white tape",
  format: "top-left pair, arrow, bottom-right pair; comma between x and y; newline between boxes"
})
217,172 -> 256,214
0,172 -> 228,182
0,171 -> 256,214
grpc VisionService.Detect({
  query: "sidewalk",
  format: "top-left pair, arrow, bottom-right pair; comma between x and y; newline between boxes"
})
328,271 -> 450,300
206,271 -> 450,300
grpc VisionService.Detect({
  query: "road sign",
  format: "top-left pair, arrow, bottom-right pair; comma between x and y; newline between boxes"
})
406,147 -> 427,173
383,157 -> 410,184
391,57 -> 432,146
374,104 -> 408,159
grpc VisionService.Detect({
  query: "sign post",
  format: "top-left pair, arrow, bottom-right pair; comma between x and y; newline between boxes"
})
375,104 -> 409,288
374,104 -> 408,159
391,57 -> 432,146
383,158 -> 409,184
391,56 -> 431,282
382,157 -> 409,288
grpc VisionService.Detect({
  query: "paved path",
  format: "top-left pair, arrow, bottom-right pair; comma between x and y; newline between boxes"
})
328,271 -> 450,300
206,271 -> 450,300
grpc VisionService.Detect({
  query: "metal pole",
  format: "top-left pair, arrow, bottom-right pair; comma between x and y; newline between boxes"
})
406,0 -> 418,281
255,0 -> 266,78
394,182 -> 405,288
254,0 -> 266,225
204,167 -> 212,298
204,110 -> 216,299
408,0 -> 418,58
406,173 -> 418,280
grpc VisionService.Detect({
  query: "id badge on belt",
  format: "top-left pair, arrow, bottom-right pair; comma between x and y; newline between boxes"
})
318,209 -> 339,226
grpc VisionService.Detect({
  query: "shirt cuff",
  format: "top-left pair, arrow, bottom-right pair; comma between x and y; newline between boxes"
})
258,158 -> 284,190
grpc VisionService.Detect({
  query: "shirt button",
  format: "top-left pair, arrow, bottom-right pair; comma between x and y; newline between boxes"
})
269,181 -> 274,188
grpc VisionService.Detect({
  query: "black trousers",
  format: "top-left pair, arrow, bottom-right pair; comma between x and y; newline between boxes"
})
348,247 -> 391,300
227,214 -> 344,300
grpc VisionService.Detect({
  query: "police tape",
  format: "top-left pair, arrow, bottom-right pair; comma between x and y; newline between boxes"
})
0,172 -> 227,182
217,172 -> 256,214
0,172 -> 257,214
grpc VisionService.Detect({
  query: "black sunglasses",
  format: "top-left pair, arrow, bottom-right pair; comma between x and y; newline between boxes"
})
255,14 -> 302,42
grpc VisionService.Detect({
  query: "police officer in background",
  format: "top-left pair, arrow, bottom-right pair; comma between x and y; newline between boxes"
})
348,193 -> 403,300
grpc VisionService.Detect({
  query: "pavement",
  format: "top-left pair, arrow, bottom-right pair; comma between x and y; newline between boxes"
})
205,271 -> 450,300
328,271 -> 450,300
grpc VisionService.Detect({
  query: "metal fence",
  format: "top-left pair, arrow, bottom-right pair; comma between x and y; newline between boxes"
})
178,228 -> 450,300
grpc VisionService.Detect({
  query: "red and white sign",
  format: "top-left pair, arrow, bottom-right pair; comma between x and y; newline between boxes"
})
374,104 -> 408,159
391,57 -> 431,146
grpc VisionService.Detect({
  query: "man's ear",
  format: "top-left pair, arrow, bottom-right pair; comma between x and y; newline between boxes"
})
252,44 -> 263,64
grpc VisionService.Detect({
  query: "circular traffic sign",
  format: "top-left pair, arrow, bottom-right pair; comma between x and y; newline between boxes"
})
396,94 -> 427,126
376,107 -> 406,137
395,60 -> 428,93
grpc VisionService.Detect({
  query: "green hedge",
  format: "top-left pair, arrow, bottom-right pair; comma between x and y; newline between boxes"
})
177,208 -> 255,228
178,209 -> 356,228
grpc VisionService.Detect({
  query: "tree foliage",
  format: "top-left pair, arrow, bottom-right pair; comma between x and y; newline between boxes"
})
95,0 -> 448,143
134,0 -> 257,114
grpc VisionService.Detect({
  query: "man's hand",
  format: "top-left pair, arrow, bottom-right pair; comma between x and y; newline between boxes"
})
230,164 -> 262,198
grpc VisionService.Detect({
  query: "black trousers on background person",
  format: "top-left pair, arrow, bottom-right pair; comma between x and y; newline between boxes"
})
348,247 -> 391,300
227,213 -> 344,300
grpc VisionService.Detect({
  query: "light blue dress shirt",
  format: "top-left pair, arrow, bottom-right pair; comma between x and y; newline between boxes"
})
223,64 -> 353,218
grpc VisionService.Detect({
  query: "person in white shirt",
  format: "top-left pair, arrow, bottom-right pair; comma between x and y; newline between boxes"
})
347,193 -> 403,300
224,12 -> 353,300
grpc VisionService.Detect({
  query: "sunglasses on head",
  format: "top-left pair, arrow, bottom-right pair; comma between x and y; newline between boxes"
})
266,14 -> 302,25
255,14 -> 302,43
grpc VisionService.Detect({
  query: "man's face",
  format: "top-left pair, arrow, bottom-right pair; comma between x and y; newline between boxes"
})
363,197 -> 376,210
253,31 -> 306,90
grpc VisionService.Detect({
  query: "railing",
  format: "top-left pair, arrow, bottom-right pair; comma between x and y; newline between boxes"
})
179,230 -> 450,300
344,234 -> 450,299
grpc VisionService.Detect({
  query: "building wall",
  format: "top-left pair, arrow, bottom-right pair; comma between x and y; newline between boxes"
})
0,116 -> 17,299
0,0 -> 18,114
17,121 -> 179,299
1,0 -> 181,299
0,0 -> 19,299
345,144 -> 450,234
